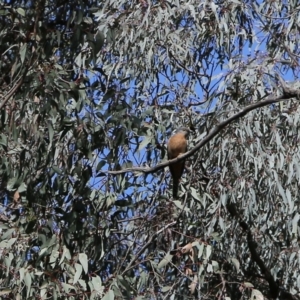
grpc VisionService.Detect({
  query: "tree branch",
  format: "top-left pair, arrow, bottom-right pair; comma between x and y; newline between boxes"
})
0,76 -> 24,110
107,74 -> 298,175
122,221 -> 176,275
227,202 -> 298,300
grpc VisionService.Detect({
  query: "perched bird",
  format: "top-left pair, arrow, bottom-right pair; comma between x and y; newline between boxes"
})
167,127 -> 190,198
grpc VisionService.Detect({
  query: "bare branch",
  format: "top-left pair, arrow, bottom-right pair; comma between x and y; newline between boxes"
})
122,221 -> 177,275
107,74 -> 299,175
227,200 -> 298,300
0,76 -> 24,110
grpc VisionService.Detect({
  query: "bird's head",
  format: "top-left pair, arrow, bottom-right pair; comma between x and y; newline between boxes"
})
173,127 -> 192,137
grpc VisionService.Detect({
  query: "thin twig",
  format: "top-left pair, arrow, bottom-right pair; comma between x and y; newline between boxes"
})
122,221 -> 176,275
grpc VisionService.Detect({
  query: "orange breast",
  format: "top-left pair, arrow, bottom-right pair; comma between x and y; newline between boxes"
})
167,133 -> 188,159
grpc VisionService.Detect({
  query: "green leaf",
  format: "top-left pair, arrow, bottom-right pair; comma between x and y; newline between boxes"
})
102,290 -> 114,300
24,272 -> 32,298
79,253 -> 88,274
52,166 -> 63,175
1,228 -> 15,240
190,187 -> 202,203
6,177 -> 17,191
73,263 -> 83,284
16,8 -> 25,16
231,258 -> 240,272
0,290 -> 11,296
91,275 -> 103,294
0,134 -> 7,147
244,282 -> 254,288
6,238 -> 17,248
48,122 -> 54,145
19,268 -> 25,282
157,253 -> 173,269
251,289 -> 263,300
59,246 -> 71,265
19,43 -> 27,64
205,245 -> 212,260
161,286 -> 171,292
17,182 -> 27,193
61,282 -> 74,293
138,136 -> 151,151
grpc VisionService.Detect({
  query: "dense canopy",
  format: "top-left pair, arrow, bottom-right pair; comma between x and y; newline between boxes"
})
0,0 -> 300,299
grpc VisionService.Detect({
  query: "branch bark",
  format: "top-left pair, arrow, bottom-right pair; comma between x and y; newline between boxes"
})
122,221 -> 176,275
0,76 -> 24,110
107,73 -> 299,175
227,201 -> 298,300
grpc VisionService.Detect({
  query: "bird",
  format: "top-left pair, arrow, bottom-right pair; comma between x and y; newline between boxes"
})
167,127 -> 190,198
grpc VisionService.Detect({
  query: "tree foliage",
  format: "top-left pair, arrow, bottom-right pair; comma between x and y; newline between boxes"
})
0,0 -> 300,299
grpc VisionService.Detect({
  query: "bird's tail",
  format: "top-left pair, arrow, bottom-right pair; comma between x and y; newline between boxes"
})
173,178 -> 179,199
